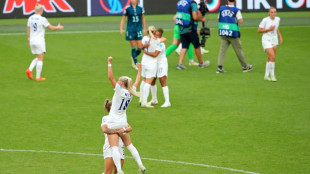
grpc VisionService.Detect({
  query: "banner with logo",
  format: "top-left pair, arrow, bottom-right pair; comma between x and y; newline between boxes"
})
0,0 -> 86,18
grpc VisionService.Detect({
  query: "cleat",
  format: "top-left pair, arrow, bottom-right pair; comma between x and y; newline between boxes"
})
188,61 -> 199,66
35,77 -> 46,81
200,48 -> 209,54
161,102 -> 171,108
138,165 -> 146,174
147,99 -> 158,105
271,76 -> 277,82
131,57 -> 138,70
264,76 -> 271,81
25,69 -> 33,79
216,68 -> 226,74
242,65 -> 253,72
176,64 -> 187,70
198,60 -> 210,68
141,103 -> 154,108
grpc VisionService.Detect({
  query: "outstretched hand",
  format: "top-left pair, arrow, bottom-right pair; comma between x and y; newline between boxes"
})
108,56 -> 113,64
57,23 -> 64,30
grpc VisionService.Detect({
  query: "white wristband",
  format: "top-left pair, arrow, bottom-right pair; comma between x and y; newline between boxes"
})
108,64 -> 112,67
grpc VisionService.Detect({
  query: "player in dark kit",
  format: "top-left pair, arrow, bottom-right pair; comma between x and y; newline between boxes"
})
120,0 -> 146,70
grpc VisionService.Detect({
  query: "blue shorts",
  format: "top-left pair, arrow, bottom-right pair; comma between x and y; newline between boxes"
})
126,30 -> 143,41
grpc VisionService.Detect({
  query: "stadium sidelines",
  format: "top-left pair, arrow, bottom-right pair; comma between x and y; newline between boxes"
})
0,25 -> 309,36
0,148 -> 259,174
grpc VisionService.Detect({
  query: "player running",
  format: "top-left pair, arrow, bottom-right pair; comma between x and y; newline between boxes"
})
120,0 -> 146,70
106,57 -> 146,174
25,3 -> 64,81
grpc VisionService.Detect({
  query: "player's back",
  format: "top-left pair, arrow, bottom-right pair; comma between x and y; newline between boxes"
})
27,14 -> 50,42
142,36 -> 160,64
157,42 -> 167,64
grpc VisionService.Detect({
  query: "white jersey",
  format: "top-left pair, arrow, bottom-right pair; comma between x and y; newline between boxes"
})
156,42 -> 167,64
101,116 -> 125,159
141,36 -> 160,64
27,14 -> 50,44
259,16 -> 280,41
107,83 -> 135,129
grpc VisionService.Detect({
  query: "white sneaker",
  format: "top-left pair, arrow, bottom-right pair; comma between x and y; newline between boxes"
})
198,60 -> 210,68
161,102 -> 171,108
147,99 -> 158,105
271,76 -> 277,82
117,170 -> 124,174
200,48 -> 209,54
138,165 -> 146,174
189,61 -> 199,66
141,103 -> 154,108
264,76 -> 271,81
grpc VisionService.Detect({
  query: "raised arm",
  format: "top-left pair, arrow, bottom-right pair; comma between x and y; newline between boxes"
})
133,63 -> 141,88
120,15 -> 126,35
108,56 -> 117,88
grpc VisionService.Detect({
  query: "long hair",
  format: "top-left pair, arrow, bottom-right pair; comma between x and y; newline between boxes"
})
104,99 -> 112,115
120,76 -> 140,97
147,26 -> 156,39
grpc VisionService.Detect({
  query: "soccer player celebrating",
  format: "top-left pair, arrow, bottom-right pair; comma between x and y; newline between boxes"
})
25,3 -> 64,81
258,7 -> 283,82
101,99 -> 133,174
120,0 -> 146,70
107,57 -> 146,174
144,28 -> 171,107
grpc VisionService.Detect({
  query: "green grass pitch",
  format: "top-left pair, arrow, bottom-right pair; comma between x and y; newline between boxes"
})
0,12 -> 310,174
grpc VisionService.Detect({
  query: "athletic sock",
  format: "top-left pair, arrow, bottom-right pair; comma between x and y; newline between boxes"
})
127,144 -> 143,166
166,44 -> 178,57
150,85 -> 157,102
136,48 -> 142,56
142,83 -> 151,104
270,62 -> 275,77
131,46 -> 138,65
162,86 -> 170,104
36,60 -> 43,78
140,81 -> 145,103
111,146 -> 122,172
187,44 -> 194,60
265,61 -> 270,77
29,58 -> 38,71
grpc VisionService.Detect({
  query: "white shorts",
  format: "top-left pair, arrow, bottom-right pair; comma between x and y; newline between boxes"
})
142,63 -> 157,78
107,122 -> 128,129
262,38 -> 278,50
103,146 -> 125,159
157,62 -> 168,78
30,41 -> 46,54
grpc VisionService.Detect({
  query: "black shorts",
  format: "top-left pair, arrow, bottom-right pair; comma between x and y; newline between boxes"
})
180,31 -> 200,49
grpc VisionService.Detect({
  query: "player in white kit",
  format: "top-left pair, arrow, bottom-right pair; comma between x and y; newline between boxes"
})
143,29 -> 171,108
25,3 -> 64,81
139,26 -> 160,108
101,99 -> 133,174
107,57 -> 146,174
258,7 -> 283,82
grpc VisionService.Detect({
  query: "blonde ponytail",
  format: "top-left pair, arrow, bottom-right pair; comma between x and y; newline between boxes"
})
120,76 -> 140,97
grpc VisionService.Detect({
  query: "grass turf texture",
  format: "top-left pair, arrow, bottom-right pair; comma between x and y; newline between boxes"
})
1,12 -> 310,174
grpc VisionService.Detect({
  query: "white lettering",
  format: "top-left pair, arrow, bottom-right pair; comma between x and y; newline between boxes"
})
236,0 -> 242,9
221,10 -> 233,17
177,0 -> 188,7
277,0 -> 283,8
308,0 -> 310,8
222,24 -> 230,29
247,0 -> 253,9
255,0 -> 270,9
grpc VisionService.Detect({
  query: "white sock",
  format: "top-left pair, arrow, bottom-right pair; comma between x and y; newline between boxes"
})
127,144 -> 143,166
264,61 -> 270,77
36,61 -> 43,78
176,44 -> 182,54
270,62 -> 275,77
29,58 -> 38,71
142,83 -> 151,104
162,86 -> 170,104
111,146 -> 122,172
150,85 -> 157,101
140,81 -> 145,102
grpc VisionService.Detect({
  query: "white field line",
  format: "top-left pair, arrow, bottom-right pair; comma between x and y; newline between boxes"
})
0,148 -> 259,174
0,25 -> 309,36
